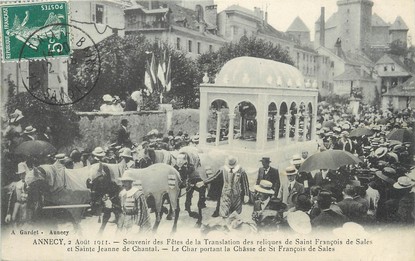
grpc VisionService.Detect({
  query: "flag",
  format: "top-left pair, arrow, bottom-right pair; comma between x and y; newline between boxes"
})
150,53 -> 157,85
144,60 -> 153,93
157,62 -> 166,90
165,55 -> 171,92
162,49 -> 167,73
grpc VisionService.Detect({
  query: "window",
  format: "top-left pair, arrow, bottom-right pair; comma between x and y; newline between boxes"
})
303,53 -> 305,60
188,40 -> 192,52
209,45 -> 213,52
96,4 -> 104,24
384,66 -> 387,71
391,65 -> 395,71
197,42 -> 201,54
176,37 -> 181,50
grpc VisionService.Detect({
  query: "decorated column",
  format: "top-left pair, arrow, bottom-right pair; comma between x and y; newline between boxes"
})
228,113 -> 235,145
303,114 -> 309,141
285,114 -> 291,144
274,115 -> 281,146
294,114 -> 300,142
215,111 -> 222,146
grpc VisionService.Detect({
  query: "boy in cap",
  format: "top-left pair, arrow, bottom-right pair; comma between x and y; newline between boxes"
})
117,172 -> 151,234
5,162 -> 29,227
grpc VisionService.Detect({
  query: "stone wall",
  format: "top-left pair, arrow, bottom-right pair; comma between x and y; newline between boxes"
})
72,111 -> 166,150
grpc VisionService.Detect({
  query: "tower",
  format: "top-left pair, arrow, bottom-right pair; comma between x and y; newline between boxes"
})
336,0 -> 373,53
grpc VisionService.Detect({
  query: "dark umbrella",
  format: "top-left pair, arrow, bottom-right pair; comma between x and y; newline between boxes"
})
376,118 -> 388,124
387,129 -> 414,143
322,121 -> 336,128
349,127 -> 374,137
299,150 -> 362,172
14,140 -> 57,157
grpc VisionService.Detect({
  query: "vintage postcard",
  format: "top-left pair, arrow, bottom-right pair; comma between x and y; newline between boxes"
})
1,0 -> 414,260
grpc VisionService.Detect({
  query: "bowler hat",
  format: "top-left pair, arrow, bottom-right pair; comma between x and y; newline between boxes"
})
226,156 -> 238,168
260,157 -> 271,163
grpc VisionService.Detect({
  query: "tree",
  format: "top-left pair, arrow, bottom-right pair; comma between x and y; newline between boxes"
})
6,92 -> 80,149
70,35 -> 201,110
197,36 -> 294,82
70,34 -> 149,111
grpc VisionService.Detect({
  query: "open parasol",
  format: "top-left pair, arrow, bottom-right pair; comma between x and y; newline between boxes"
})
299,150 -> 362,172
14,140 -> 57,157
387,129 -> 414,143
349,127 -> 374,137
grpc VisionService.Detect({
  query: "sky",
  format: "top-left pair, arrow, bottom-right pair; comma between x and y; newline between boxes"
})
214,0 -> 415,44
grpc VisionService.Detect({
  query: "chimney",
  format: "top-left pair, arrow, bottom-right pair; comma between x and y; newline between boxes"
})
319,7 -> 325,47
204,5 -> 217,27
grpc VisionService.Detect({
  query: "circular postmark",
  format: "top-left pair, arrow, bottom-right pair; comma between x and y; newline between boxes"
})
18,23 -> 101,106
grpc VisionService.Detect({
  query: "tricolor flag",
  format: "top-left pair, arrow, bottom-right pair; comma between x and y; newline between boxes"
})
165,55 -> 171,92
150,53 -> 157,85
144,60 -> 154,93
157,61 -> 166,90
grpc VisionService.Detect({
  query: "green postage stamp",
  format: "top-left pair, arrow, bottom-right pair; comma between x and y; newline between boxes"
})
1,1 -> 70,61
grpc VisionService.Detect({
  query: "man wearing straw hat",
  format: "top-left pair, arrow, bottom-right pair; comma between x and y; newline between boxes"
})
393,176 -> 415,224
5,162 -> 29,227
117,173 -> 151,234
119,148 -> 135,170
197,155 -> 250,218
277,166 -> 304,209
256,157 -> 280,198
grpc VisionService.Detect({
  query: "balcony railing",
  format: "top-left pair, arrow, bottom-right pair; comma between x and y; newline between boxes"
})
126,20 -> 168,31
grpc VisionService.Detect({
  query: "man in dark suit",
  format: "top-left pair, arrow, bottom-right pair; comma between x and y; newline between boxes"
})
117,119 -> 132,148
256,157 -> 280,197
277,166 -> 304,209
312,190 -> 349,230
337,185 -> 367,224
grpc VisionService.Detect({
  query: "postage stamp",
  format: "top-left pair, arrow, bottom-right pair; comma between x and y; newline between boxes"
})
1,1 -> 70,61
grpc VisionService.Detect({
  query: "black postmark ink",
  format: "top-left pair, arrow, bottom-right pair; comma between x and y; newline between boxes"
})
18,23 -> 101,106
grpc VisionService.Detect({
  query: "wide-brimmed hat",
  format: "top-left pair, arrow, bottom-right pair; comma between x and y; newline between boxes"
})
103,94 -> 113,102
333,222 -> 369,238
406,168 -> 415,181
375,167 -> 396,185
120,148 -> 133,159
54,153 -> 67,160
260,157 -> 271,163
226,156 -> 238,168
287,211 -> 312,235
393,176 -> 415,189
16,162 -> 26,175
374,147 -> 388,158
92,147 -> 106,157
23,126 -> 36,134
284,165 -> 298,176
290,154 -> 304,166
9,109 -> 24,123
254,180 -> 275,195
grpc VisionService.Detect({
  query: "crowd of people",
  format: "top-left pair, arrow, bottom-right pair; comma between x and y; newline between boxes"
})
2,101 -> 414,235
